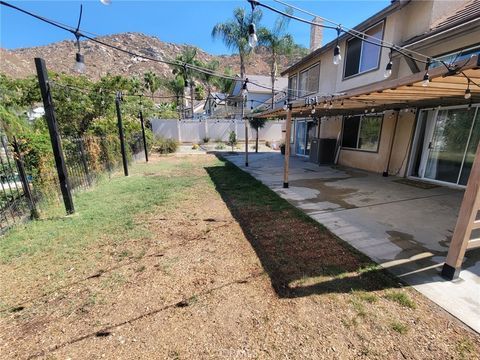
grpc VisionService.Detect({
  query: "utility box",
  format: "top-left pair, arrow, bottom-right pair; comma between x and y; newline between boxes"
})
309,138 -> 320,163
318,138 -> 337,164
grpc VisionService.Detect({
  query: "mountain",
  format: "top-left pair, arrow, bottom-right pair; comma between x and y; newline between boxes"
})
0,32 -> 304,80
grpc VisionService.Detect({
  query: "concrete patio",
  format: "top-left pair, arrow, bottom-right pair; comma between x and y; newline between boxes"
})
223,151 -> 480,333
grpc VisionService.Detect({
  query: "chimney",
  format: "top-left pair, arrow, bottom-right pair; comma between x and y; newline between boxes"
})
310,17 -> 323,52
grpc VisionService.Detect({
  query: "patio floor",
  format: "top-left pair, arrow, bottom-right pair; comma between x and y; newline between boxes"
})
223,151 -> 480,333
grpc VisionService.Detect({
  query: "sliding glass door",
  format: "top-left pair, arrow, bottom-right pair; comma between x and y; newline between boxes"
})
418,106 -> 479,186
295,120 -> 316,156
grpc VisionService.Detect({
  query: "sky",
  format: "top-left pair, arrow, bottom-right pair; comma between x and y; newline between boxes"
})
0,0 -> 390,55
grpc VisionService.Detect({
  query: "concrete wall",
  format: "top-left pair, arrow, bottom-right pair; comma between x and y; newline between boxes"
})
151,119 -> 285,143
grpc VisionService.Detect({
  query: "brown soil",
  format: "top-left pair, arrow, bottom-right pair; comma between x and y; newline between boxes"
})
0,154 -> 478,360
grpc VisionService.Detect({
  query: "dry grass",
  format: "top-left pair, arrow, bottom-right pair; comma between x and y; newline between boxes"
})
0,154 -> 478,360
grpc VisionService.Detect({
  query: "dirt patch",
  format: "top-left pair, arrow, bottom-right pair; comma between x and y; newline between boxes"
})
0,154 -> 478,360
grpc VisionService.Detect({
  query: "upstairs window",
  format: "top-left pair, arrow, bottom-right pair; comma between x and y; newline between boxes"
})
344,21 -> 384,78
298,63 -> 320,98
342,115 -> 382,152
288,75 -> 298,100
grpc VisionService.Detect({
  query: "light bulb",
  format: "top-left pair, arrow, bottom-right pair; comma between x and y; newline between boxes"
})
100,0 -> 111,4
422,73 -> 430,87
311,108 -> 316,114
241,88 -> 248,98
248,24 -> 257,48
384,61 -> 392,78
464,89 -> 471,100
328,102 -> 333,109
333,45 -> 341,65
74,53 -> 85,73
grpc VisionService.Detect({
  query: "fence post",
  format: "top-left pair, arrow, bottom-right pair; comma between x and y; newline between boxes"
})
139,110 -> 149,162
115,92 -> 129,176
34,57 -> 75,215
12,137 -> 39,219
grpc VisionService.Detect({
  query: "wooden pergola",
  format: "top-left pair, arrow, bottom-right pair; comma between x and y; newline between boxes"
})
258,55 -> 480,280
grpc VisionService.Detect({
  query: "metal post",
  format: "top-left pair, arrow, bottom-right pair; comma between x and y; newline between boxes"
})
283,105 -> 292,188
34,58 -> 74,214
115,92 -> 129,176
243,96 -> 248,167
12,137 -> 39,219
139,110 -> 149,162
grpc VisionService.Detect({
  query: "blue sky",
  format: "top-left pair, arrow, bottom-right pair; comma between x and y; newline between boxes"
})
1,0 -> 390,54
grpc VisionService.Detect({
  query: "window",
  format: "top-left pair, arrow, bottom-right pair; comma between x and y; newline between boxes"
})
342,115 -> 382,151
344,22 -> 384,78
288,75 -> 298,100
431,45 -> 480,68
298,63 -> 320,98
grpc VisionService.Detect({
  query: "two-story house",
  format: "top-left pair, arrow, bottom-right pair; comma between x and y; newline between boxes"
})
263,0 -> 479,189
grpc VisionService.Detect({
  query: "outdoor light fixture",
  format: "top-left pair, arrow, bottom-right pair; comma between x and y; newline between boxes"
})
74,53 -> 85,73
422,73 -> 430,87
242,79 -> 248,98
283,100 -> 288,111
333,45 -> 341,65
465,80 -> 472,100
248,24 -> 258,48
333,27 -> 342,65
100,0 -> 111,5
384,61 -> 393,78
311,107 -> 316,114
422,58 -> 431,87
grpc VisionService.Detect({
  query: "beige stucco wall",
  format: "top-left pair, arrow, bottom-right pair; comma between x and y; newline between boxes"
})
336,110 -> 415,176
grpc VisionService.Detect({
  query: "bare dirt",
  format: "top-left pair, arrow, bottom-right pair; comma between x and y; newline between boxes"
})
0,154 -> 479,360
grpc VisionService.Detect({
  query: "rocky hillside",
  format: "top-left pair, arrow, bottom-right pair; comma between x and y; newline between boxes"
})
0,32 -> 303,80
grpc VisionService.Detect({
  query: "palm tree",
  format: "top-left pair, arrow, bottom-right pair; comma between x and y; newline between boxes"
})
143,71 -> 161,101
164,75 -> 186,119
198,59 -> 220,99
249,117 -> 267,153
172,46 -> 201,118
212,7 -> 262,80
258,9 -> 295,108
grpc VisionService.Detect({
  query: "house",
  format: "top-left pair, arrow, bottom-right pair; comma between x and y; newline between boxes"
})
229,74 -> 288,118
203,92 -> 228,117
259,0 -> 479,188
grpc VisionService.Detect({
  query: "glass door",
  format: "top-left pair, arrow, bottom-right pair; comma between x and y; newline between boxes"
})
295,120 -> 306,155
423,107 -> 479,185
305,121 -> 316,156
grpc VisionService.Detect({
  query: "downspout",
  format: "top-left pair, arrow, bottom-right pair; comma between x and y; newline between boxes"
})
383,109 -> 400,177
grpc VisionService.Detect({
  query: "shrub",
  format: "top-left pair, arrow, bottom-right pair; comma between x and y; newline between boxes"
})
202,137 -> 210,144
192,143 -> 199,150
214,143 -> 226,150
154,137 -> 179,154
227,131 -> 237,151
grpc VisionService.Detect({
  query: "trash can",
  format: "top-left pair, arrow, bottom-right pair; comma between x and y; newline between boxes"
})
309,138 -> 320,163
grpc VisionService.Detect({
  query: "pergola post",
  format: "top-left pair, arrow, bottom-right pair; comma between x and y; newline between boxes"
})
442,142 -> 480,280
283,105 -> 292,188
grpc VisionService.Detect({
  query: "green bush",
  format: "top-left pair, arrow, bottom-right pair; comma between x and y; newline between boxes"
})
154,137 -> 179,154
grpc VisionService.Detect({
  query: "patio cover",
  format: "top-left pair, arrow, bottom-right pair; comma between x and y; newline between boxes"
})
256,55 -> 480,118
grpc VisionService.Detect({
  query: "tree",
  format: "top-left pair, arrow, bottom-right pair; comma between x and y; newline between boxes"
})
212,7 -> 263,80
227,130 -> 237,152
258,8 -> 295,108
143,71 -> 161,101
164,75 -> 186,120
172,46 -> 201,118
249,117 -> 267,153
197,59 -> 220,99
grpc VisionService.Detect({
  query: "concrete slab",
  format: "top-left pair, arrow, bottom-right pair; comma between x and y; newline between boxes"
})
224,151 -> 480,333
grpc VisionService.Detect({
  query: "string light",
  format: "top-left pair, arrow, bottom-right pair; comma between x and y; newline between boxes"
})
248,24 -> 258,48
465,80 -> 471,100
422,58 -> 431,87
100,0 -> 111,5
242,79 -> 249,98
333,27 -> 341,65
384,49 -> 393,78
73,5 -> 85,73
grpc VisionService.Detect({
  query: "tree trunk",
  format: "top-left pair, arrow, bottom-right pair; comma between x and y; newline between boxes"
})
190,83 -> 195,119
256,129 -> 259,153
240,53 -> 245,81
271,53 -> 276,109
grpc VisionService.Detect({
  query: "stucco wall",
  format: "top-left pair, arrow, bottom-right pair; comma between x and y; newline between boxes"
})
336,110 -> 415,176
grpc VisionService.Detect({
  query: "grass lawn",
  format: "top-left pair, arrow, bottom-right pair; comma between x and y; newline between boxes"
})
0,154 -> 478,359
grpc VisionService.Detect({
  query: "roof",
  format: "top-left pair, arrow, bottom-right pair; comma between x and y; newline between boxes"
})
231,75 -> 288,96
258,55 -> 480,118
281,0 -> 404,76
402,0 -> 480,46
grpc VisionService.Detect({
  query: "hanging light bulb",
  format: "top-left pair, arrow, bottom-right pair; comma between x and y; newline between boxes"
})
184,79 -> 189,88
465,80 -> 471,100
384,61 -> 393,78
241,80 -> 248,98
422,73 -> 430,87
311,107 -> 316,115
328,101 -> 333,109
74,52 -> 85,73
323,100 -> 328,109
465,88 -> 472,100
100,0 -> 111,4
248,24 -> 258,48
333,45 -> 341,65
283,100 -> 288,111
